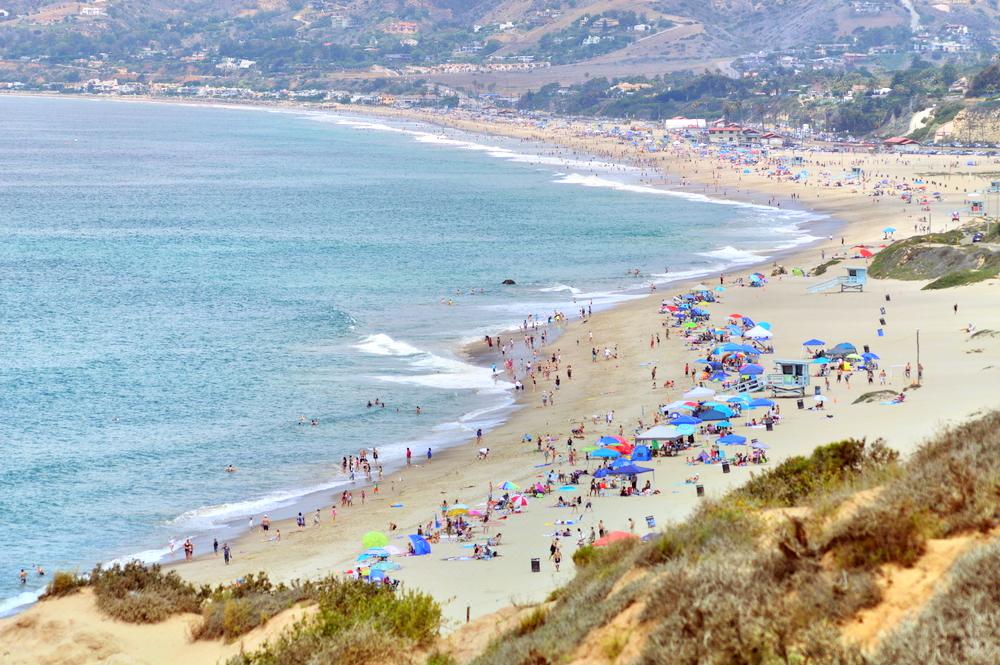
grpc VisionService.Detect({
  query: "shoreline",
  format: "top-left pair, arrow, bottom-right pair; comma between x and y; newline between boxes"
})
5,91 -> 999,628
0,90 -> 842,617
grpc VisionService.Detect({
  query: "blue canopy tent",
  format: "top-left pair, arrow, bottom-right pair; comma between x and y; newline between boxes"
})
827,342 -> 857,358
407,534 -> 431,556
698,409 -> 729,421
610,457 -> 630,469
631,445 -> 652,461
739,363 -> 764,375
669,415 -> 702,425
593,467 -> 613,478
609,464 -> 654,476
803,338 -> 825,347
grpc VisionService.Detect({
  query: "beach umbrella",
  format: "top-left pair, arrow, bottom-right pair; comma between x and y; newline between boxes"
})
803,339 -> 825,346
362,531 -> 389,549
730,314 -> 744,319
862,352 -> 880,361
597,435 -> 629,447
510,495 -> 528,508
593,468 -> 613,478
590,448 -> 621,459
498,481 -> 519,491
708,371 -> 729,382
683,386 -> 715,400
883,226 -> 896,233
718,434 -> 747,445
748,398 -> 775,408
558,485 -> 577,492
682,321 -> 698,329
757,322 -> 772,330
846,353 -> 863,360
751,442 -> 769,450
814,395 -> 828,403
446,504 -> 470,516
372,561 -> 401,572
594,531 -> 639,547
664,400 -> 698,411
636,424 -> 680,440
609,463 -> 654,476
859,248 -> 874,258
811,357 -> 831,364
669,415 -> 701,425
698,409 -> 729,421
739,363 -> 764,375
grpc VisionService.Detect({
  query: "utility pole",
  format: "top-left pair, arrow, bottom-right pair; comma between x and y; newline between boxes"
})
915,329 -> 921,387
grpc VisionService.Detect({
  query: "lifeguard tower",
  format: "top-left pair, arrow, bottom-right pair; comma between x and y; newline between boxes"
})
807,266 -> 867,294
767,359 -> 810,398
970,197 -> 985,214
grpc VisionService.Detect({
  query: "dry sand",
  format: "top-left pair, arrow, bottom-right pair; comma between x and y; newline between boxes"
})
4,100 -> 1000,663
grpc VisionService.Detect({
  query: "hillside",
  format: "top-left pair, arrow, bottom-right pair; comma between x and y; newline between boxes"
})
0,0 -> 926,88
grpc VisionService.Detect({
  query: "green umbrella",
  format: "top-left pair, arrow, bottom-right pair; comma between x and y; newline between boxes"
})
362,531 -> 389,549
682,321 -> 698,329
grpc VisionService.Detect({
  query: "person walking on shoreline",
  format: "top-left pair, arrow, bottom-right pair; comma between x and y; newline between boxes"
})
222,543 -> 231,565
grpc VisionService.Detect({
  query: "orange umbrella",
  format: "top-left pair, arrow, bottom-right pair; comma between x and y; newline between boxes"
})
594,531 -> 639,547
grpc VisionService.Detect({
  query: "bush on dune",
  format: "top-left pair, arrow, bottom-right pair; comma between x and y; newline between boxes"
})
90,561 -> 204,623
42,570 -> 86,599
192,572 -> 316,642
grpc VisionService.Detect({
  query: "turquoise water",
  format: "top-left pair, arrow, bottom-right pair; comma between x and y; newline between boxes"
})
0,95 -> 819,611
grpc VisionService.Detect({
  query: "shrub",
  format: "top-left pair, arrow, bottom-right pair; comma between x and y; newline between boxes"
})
736,438 -> 896,507
825,504 -> 931,569
229,578 -> 442,665
514,607 -> 548,636
924,267 -> 1000,289
90,561 -> 203,623
42,570 -> 85,599
193,574 -> 317,641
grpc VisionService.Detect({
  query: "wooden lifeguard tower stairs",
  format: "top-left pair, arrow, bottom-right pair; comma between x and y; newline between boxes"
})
808,266 -> 867,294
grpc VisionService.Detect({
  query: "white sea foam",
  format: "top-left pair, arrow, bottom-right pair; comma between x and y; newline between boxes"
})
0,589 -> 44,617
698,246 -> 764,265
354,333 -> 422,356
538,283 -> 582,295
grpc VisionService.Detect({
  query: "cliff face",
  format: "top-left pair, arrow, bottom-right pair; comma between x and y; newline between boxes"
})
939,103 -> 1000,144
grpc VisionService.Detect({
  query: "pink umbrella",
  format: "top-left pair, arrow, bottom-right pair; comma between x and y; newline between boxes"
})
510,495 -> 529,508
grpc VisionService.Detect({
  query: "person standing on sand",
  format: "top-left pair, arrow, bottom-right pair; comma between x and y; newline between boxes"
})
213,538 -> 219,556
406,447 -> 412,465
427,447 -> 432,463
554,547 -> 562,572
223,543 -> 231,565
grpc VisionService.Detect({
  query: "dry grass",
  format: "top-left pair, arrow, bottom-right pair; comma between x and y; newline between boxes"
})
89,562 -> 204,623
469,412 -> 1000,665
41,570 -> 86,599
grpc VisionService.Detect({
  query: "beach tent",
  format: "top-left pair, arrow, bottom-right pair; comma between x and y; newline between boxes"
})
827,343 -> 857,358
407,535 -> 431,556
744,325 -> 772,340
631,445 -> 652,461
636,425 -> 681,440
683,386 -> 716,400
593,468 -> 613,478
609,464 -> 654,476
698,409 -> 729,421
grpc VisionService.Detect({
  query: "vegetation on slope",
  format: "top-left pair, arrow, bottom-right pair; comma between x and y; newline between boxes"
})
869,226 -> 1000,289
465,412 -> 1000,665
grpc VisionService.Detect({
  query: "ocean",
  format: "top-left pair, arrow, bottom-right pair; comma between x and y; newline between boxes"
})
0,95 -> 820,612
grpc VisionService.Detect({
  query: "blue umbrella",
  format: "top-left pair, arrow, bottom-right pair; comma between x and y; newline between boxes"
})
726,395 -> 752,405
718,434 -> 747,445
803,339 -> 825,346
610,458 -> 630,469
739,363 -> 764,375
748,398 -> 775,408
751,442 -> 770,450
862,352 -> 880,361
883,226 -> 896,233
674,424 -> 697,436
590,448 -> 621,459
372,561 -> 401,572
716,420 -> 732,428
708,371 -> 729,382
699,409 -> 729,421
608,464 -> 654,476
558,485 -> 577,492
669,415 -> 702,425
757,322 -> 772,330
811,357 -> 831,364
593,468 -> 612,478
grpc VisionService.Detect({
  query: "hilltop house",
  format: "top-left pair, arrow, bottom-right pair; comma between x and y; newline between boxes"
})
384,21 -> 418,34
760,132 -> 786,147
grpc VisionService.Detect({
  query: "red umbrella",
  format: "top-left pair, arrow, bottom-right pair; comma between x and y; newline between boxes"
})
594,531 -> 639,547
859,248 -> 874,258
729,314 -> 743,318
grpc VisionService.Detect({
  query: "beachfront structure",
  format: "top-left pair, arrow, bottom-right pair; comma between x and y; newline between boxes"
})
883,136 -> 920,153
807,266 -> 868,294
729,359 -> 811,398
707,125 -> 761,147
767,359 -> 810,398
664,117 -> 707,130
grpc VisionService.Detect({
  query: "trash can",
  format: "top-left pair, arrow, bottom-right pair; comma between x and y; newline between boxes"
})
814,386 -> 821,396
885,294 -> 891,302
796,399 -> 804,410
879,318 -> 886,326
645,515 -> 655,529
722,462 -> 731,474
696,484 -> 705,498
765,422 -> 774,431
530,558 -> 540,573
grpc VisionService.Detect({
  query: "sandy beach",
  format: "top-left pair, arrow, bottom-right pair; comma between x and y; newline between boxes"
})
5,97 -> 1000,663
161,105 -> 1000,624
